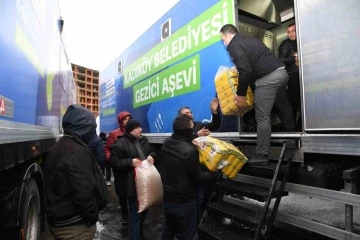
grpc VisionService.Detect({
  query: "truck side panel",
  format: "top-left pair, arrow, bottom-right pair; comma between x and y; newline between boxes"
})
0,0 -> 75,166
0,0 -> 70,128
100,0 -> 239,133
297,0 -> 360,131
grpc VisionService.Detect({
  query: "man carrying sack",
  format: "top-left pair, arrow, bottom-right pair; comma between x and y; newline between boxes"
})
220,24 -> 295,165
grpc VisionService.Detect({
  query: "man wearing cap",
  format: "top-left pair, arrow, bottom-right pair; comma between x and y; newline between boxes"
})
110,119 -> 157,240
161,115 -> 219,239
177,99 -> 221,224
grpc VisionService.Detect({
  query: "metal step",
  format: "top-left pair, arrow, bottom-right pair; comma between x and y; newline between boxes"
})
207,201 -> 262,229
201,140 -> 296,240
241,162 -> 288,178
216,179 -> 270,202
232,139 -> 297,147
198,219 -> 254,240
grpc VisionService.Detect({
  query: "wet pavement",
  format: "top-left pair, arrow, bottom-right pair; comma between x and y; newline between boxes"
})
40,182 -> 342,240
93,198 -> 165,239
93,204 -> 164,240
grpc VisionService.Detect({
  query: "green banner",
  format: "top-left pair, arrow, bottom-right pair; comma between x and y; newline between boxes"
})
124,0 -> 235,88
133,55 -> 200,108
15,24 -> 44,77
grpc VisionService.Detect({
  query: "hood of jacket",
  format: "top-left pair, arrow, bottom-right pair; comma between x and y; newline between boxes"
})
62,104 -> 96,144
117,111 -> 132,132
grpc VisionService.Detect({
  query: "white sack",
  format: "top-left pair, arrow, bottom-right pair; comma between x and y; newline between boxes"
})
134,160 -> 163,213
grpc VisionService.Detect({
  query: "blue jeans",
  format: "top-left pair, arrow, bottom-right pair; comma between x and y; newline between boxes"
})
162,201 -> 197,240
128,196 -> 148,240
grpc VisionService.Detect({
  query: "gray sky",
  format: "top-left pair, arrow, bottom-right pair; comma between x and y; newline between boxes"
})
58,0 -> 179,71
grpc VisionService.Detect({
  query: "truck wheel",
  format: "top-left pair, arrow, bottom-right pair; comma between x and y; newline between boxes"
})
21,179 -> 40,240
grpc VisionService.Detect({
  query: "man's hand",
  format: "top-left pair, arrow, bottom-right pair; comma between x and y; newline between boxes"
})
197,127 -> 211,137
132,158 -> 142,168
147,155 -> 154,165
294,52 -> 298,65
234,95 -> 246,108
210,98 -> 219,114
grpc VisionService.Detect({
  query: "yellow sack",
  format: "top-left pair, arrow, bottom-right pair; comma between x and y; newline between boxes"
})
214,66 -> 254,117
193,136 -> 248,179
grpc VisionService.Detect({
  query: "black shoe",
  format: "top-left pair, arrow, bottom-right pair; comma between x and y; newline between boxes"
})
248,154 -> 269,165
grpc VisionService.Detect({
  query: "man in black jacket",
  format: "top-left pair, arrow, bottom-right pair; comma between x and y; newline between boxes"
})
220,24 -> 294,164
177,98 -> 221,137
43,104 -> 108,240
161,115 -> 219,240
177,98 -> 220,222
110,119 -> 156,240
279,23 -> 301,130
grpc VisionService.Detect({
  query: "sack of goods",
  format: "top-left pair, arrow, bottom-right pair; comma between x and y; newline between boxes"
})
214,66 -> 254,117
134,160 -> 163,213
193,136 -> 248,179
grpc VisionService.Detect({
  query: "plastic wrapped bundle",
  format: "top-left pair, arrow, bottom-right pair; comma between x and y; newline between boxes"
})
134,160 -> 163,212
214,66 -> 254,117
193,136 -> 248,179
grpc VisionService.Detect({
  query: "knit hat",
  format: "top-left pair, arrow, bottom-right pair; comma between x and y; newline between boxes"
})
125,119 -> 141,133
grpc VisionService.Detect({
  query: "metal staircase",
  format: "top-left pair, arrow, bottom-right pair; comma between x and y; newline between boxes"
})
198,139 -> 297,240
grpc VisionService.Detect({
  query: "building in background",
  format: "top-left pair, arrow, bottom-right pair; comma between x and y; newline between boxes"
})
72,63 -> 99,117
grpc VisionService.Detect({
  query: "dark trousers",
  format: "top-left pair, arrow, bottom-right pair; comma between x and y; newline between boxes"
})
119,196 -> 129,220
162,201 -> 197,240
254,68 -> 295,155
128,196 -> 148,240
100,162 -> 112,182
196,184 -> 204,225
287,72 -> 301,130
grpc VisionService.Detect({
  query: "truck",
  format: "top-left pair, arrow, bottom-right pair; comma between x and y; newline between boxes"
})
0,0 -> 76,239
100,0 -> 360,239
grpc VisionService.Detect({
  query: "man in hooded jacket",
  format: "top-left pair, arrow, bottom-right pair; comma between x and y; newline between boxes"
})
43,104 -> 108,240
104,111 -> 132,225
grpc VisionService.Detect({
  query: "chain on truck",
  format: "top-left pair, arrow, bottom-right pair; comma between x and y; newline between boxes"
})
100,0 -> 360,239
0,0 -> 76,239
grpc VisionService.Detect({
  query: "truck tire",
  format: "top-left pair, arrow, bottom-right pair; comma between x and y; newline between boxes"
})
21,179 -> 40,240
